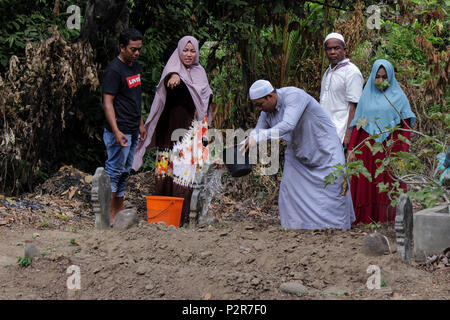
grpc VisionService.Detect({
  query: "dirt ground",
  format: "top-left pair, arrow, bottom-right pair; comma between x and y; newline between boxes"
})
0,166 -> 449,300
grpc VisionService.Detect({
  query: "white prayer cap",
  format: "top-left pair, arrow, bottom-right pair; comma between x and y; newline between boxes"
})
249,80 -> 274,100
324,32 -> 345,45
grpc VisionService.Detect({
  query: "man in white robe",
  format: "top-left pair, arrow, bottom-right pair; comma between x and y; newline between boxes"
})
242,80 -> 355,230
320,32 -> 364,149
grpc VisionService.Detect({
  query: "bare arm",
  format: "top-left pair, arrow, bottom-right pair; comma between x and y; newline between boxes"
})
343,102 -> 357,148
103,93 -> 128,147
139,117 -> 147,143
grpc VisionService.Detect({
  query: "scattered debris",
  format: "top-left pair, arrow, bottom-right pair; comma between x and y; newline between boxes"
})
418,247 -> 450,271
36,165 -> 93,202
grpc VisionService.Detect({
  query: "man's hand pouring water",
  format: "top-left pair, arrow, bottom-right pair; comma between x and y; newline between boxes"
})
239,136 -> 257,156
213,157 -> 225,169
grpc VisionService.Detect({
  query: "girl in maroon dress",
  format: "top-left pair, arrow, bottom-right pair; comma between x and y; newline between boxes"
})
347,59 -> 416,225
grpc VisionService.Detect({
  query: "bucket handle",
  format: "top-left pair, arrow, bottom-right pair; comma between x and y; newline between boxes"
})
148,200 -> 175,220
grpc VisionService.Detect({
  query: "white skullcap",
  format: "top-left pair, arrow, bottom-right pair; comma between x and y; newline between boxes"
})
324,32 -> 345,45
249,80 -> 274,100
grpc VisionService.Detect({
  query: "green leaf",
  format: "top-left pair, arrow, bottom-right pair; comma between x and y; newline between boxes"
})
11,21 -> 20,30
324,172 -> 337,187
375,165 -> 386,179
418,148 -> 435,157
372,142 -> 384,156
386,139 -> 394,147
408,187 -> 444,208
359,165 -> 373,182
377,182 -> 389,193
8,36 -> 14,47
429,112 -> 443,119
17,257 -> 32,268
356,117 -> 368,130
397,134 -> 411,145
365,141 -> 373,153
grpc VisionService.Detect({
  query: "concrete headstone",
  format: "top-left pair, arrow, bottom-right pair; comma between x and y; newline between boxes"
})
91,167 -> 111,230
395,194 -> 413,264
413,203 -> 450,262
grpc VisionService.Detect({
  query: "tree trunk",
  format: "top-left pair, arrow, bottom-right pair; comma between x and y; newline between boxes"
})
80,0 -> 130,70
237,37 -> 257,124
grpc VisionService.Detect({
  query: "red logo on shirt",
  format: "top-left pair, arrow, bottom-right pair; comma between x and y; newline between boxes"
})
127,74 -> 141,88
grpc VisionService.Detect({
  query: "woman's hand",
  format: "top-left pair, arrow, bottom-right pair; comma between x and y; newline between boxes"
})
167,74 -> 181,89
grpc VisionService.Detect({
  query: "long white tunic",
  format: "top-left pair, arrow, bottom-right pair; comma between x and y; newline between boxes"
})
320,58 -> 364,143
250,87 -> 355,230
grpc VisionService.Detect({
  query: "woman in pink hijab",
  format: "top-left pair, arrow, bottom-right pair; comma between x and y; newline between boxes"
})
132,36 -> 213,226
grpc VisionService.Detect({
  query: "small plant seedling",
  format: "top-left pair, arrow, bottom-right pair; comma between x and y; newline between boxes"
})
364,221 -> 382,231
17,257 -> 32,268
355,287 -> 364,294
57,213 -> 70,221
40,218 -> 49,228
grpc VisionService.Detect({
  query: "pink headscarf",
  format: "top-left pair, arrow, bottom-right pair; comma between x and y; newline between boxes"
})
132,36 -> 213,171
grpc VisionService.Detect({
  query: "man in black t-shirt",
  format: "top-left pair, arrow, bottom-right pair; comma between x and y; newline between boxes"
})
102,28 -> 147,226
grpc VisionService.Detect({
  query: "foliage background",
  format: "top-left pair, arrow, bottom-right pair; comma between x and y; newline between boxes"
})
0,0 -> 448,206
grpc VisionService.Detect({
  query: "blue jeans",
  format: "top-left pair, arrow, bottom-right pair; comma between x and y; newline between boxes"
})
103,129 -> 139,198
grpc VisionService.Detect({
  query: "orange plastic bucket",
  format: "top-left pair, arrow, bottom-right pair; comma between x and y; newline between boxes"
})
146,196 -> 184,228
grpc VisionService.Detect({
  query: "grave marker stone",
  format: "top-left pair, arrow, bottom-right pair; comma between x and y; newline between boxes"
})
91,167 -> 111,230
190,164 -> 223,227
395,194 -> 413,264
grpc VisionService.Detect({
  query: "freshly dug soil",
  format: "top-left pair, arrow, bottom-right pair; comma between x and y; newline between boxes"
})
0,167 -> 448,300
